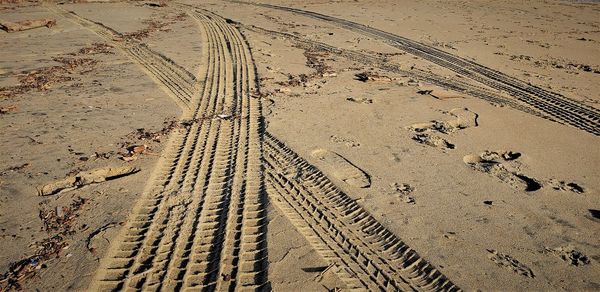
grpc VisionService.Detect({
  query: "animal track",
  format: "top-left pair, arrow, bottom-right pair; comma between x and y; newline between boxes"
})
407,108 -> 478,150
409,108 -> 479,134
463,151 -> 542,192
487,249 -> 535,278
464,151 -> 587,194
311,148 -> 371,188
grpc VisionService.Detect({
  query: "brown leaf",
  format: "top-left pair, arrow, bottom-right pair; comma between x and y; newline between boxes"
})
0,105 -> 18,114
130,144 -> 148,155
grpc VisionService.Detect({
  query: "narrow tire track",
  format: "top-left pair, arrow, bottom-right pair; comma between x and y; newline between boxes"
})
240,2 -> 600,136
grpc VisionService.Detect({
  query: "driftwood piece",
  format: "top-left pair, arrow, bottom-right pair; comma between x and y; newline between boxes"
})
37,166 -> 140,196
0,18 -> 56,33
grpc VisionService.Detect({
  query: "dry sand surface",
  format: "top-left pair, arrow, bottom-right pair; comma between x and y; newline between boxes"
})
1,0 -> 599,291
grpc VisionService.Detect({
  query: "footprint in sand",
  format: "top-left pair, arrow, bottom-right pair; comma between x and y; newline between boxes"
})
464,151 -> 587,194
389,182 -> 415,204
311,148 -> 371,188
463,151 -> 542,192
412,133 -> 455,150
487,249 -> 535,278
406,108 -> 478,150
545,246 -> 591,266
547,179 -> 585,194
586,209 -> 600,223
329,135 -> 361,148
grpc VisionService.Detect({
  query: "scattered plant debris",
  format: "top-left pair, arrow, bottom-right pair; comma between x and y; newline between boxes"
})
274,48 -> 334,88
0,235 -> 66,290
39,197 -> 87,234
304,50 -> 333,77
128,119 -> 179,142
74,42 -> 114,55
0,163 -> 29,176
122,12 -> 186,41
0,196 -> 88,289
0,56 -> 98,99
126,114 -> 243,145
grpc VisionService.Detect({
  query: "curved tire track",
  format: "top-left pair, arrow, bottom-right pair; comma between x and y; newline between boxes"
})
51,3 -> 464,290
241,2 -> 600,136
48,5 -> 200,113
85,8 -> 268,291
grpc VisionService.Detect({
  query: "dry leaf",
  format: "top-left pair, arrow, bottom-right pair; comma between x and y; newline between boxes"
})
0,105 -> 18,114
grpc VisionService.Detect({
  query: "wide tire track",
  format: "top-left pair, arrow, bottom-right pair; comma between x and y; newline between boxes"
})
52,3 -> 466,291
243,2 -> 600,135
87,8 -> 268,291
263,132 -> 460,291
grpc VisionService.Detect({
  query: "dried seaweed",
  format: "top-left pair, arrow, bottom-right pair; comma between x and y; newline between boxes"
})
275,48 -> 334,88
0,235 -> 67,290
75,43 -> 114,55
39,197 -> 87,234
0,57 -> 98,99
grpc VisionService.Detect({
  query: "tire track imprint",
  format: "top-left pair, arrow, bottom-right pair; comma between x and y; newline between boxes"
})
72,7 -> 269,291
48,5 -> 200,113
264,132 -> 460,291
240,24 -> 550,124
238,1 -> 600,136
50,3 -> 464,290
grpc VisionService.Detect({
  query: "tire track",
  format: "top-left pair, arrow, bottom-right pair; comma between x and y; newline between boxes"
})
48,5 -> 200,113
241,24 -> 550,122
52,3 -> 464,290
263,132 -> 460,291
85,7 -> 268,291
238,2 -> 600,136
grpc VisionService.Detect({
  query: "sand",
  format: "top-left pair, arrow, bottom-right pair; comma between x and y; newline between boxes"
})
0,0 -> 599,291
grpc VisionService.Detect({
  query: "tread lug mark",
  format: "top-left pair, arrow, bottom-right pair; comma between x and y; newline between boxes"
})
263,132 -> 460,291
59,5 -> 271,291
